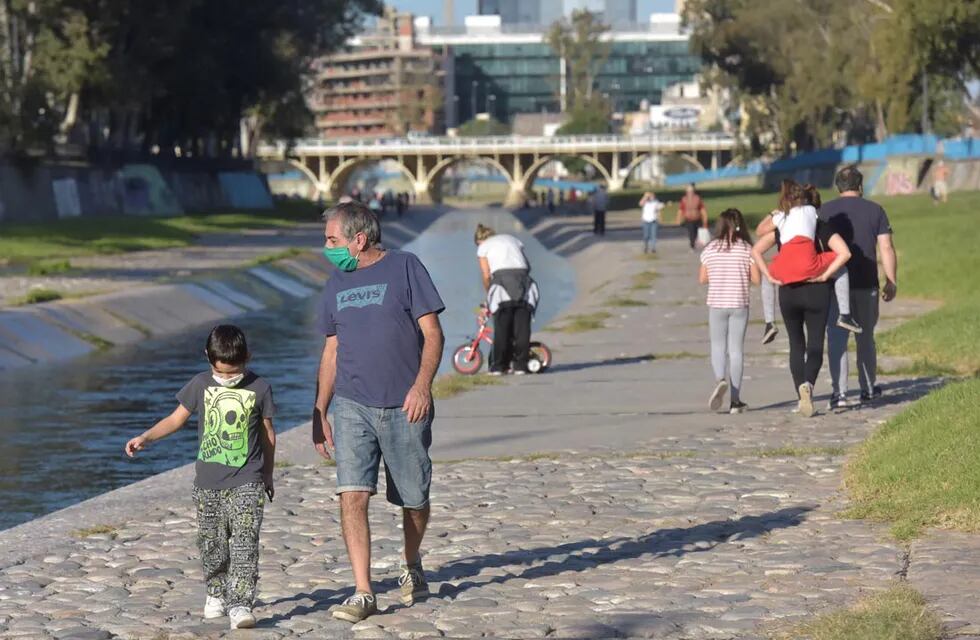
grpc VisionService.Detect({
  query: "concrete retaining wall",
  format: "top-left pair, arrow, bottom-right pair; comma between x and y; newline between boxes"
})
0,160 -> 274,223
0,253 -> 331,371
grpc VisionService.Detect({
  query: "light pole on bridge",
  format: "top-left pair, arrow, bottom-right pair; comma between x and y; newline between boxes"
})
470,81 -> 478,123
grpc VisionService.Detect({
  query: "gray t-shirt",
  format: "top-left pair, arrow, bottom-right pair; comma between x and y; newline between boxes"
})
317,250 -> 444,408
177,371 -> 276,490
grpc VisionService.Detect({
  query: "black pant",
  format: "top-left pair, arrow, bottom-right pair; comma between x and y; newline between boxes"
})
779,282 -> 831,392
683,220 -> 700,248
491,303 -> 532,373
593,210 -> 606,235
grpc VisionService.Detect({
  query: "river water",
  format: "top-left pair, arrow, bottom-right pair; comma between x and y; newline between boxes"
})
0,208 -> 574,531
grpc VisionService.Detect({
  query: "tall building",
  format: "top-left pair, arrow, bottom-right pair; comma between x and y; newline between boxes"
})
420,14 -> 697,126
308,8 -> 443,139
480,0 -> 636,25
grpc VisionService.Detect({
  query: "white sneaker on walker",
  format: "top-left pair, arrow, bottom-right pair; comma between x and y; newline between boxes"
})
229,606 -> 256,629
204,595 -> 225,619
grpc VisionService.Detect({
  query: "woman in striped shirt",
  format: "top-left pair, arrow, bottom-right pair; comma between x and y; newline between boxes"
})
698,209 -> 761,413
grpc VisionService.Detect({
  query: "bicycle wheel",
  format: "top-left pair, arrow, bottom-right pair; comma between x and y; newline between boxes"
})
452,344 -> 483,375
529,341 -> 552,372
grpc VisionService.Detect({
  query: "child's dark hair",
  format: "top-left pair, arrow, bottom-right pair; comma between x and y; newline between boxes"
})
206,325 -> 249,365
803,183 -> 822,208
714,208 -> 752,249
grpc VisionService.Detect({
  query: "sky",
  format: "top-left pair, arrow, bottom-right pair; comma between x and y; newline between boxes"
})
385,0 -> 677,25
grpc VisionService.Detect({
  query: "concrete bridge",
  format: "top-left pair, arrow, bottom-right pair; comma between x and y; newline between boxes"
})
257,133 -> 736,205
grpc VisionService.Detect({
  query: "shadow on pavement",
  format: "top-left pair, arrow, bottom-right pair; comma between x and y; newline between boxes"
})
546,353 -> 657,373
260,505 -> 814,625
424,505 -> 814,599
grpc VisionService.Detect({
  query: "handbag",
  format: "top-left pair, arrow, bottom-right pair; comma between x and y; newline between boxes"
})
696,227 -> 711,249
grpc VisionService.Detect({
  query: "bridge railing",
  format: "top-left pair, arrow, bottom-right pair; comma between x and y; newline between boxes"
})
258,132 -> 735,157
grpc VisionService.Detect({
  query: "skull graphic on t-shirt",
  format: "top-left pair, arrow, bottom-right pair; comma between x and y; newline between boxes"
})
198,387 -> 256,467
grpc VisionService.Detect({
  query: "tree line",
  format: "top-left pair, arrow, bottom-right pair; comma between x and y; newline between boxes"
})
0,0 -> 381,159
684,0 -> 980,154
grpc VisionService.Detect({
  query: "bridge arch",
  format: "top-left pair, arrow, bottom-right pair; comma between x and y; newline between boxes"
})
519,153 -> 614,194
288,159 -> 325,197
425,156 -> 514,202
329,157 -> 417,201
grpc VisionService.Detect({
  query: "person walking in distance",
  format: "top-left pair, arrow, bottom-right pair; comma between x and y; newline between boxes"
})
699,209 -> 761,414
474,224 -> 538,375
639,191 -> 665,254
312,201 -> 445,623
592,184 -> 609,235
820,165 -> 898,408
675,183 -> 709,250
932,159 -> 950,205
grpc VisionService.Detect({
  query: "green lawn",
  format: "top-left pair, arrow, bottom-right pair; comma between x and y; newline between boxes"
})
0,199 -> 321,267
844,378 -> 980,540
776,584 -> 942,640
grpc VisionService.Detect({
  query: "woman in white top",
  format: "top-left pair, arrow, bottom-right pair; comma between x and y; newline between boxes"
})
475,224 -> 537,375
639,191 -> 665,253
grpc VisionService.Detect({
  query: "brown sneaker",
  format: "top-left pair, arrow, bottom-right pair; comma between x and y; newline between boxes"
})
331,592 -> 378,623
398,563 -> 430,606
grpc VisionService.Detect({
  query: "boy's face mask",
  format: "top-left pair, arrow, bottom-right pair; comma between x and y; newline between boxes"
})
212,372 -> 245,388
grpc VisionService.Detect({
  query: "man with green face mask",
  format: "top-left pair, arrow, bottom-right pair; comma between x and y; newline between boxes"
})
312,201 -> 446,623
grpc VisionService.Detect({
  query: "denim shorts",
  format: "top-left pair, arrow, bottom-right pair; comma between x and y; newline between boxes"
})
332,395 -> 433,509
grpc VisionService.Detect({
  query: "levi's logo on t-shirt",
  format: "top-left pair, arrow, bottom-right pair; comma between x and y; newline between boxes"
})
337,284 -> 388,311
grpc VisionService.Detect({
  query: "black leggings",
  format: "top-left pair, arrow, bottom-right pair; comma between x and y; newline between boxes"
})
779,282 -> 831,393
491,303 -> 532,373
683,220 -> 700,248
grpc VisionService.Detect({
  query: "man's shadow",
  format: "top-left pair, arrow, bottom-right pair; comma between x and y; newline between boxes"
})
262,505 -> 814,624
546,353 -> 657,374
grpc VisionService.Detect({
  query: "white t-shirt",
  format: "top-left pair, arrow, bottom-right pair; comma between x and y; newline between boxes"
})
477,234 -> 528,273
641,199 -> 664,222
771,205 -> 818,243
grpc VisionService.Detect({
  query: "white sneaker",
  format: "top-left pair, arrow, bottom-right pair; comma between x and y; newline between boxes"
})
228,606 -> 256,629
798,382 -> 815,418
204,595 -> 225,619
709,380 -> 728,411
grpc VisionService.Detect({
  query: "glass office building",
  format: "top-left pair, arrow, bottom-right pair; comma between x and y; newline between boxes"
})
478,0 -> 637,26
419,15 -> 699,126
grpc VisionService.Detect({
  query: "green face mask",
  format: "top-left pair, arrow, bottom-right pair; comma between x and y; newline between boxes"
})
323,244 -> 360,272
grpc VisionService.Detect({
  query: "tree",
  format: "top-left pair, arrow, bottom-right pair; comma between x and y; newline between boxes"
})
458,117 -> 509,136
0,0 -> 384,156
545,9 -> 610,111
684,0 -> 977,154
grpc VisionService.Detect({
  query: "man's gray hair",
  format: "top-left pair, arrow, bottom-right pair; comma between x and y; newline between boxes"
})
323,201 -> 382,246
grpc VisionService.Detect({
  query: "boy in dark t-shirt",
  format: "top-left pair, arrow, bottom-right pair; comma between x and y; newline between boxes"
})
124,325 -> 276,630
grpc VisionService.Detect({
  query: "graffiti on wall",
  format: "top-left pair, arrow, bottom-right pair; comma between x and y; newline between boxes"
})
118,164 -> 183,216
881,158 -> 921,196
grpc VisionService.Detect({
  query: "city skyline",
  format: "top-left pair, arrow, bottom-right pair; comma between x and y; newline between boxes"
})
386,0 -> 674,25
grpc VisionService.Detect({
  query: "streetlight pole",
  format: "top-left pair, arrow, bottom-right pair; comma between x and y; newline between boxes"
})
487,94 -> 496,120
471,80 -> 478,121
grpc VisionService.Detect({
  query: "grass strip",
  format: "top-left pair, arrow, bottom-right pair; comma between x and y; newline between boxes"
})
775,584 -> 942,640
844,377 -> 980,540
551,311 -> 613,333
432,373 -> 504,400
0,200 -> 320,267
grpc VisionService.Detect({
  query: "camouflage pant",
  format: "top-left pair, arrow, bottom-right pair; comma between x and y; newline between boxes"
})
192,482 -> 264,609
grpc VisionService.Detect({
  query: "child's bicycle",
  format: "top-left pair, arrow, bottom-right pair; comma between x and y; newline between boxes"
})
451,305 -> 552,375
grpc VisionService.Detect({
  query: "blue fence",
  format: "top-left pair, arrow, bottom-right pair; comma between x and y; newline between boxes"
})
665,135 -> 980,186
